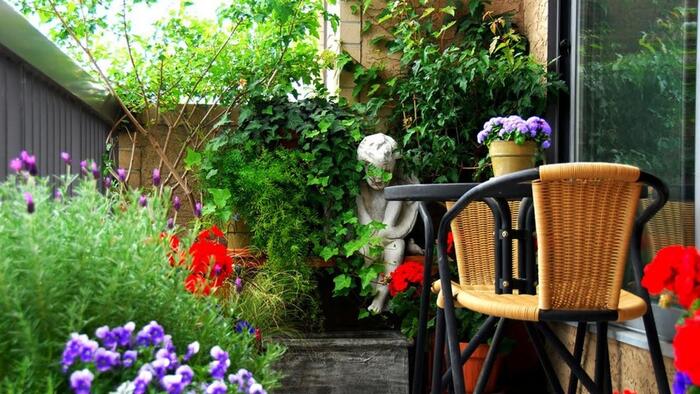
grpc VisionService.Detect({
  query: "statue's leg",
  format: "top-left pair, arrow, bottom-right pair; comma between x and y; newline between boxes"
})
368,239 -> 405,313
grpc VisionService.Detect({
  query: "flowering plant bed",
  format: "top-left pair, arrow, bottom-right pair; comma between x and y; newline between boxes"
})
641,246 -> 700,393
61,320 -> 266,394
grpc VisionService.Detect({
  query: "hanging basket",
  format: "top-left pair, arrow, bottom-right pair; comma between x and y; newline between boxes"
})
488,140 -> 537,177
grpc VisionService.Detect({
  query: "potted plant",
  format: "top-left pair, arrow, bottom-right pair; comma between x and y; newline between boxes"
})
476,115 -> 552,177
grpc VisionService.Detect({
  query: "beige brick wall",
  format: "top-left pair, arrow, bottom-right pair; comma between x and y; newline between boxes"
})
548,323 -> 675,393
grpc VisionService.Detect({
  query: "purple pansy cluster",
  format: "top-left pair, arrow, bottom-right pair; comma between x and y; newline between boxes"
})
61,321 -> 266,394
476,115 -> 552,149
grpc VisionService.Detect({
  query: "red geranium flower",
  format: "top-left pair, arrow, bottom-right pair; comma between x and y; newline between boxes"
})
161,232 -> 186,266
446,231 -> 454,254
389,261 -> 424,297
674,310 -> 700,385
182,226 -> 233,295
642,246 -> 700,308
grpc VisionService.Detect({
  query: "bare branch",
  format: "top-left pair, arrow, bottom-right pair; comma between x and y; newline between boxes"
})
121,0 -> 151,121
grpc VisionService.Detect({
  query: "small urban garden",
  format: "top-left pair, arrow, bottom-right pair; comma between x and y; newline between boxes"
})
0,0 -> 698,393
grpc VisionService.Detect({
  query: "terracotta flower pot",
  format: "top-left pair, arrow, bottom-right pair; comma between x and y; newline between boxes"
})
488,140 -> 538,177
460,343 -> 503,393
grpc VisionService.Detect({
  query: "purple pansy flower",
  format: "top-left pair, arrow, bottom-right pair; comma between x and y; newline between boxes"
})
249,383 -> 267,394
94,347 -> 120,372
184,341 -> 200,362
176,365 -> 194,385
123,350 -> 138,368
133,369 -> 153,394
205,380 -> 227,394
95,325 -> 117,349
161,374 -> 187,394
69,369 -> 93,394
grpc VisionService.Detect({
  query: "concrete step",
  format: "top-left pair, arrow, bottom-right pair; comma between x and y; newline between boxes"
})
274,331 -> 410,394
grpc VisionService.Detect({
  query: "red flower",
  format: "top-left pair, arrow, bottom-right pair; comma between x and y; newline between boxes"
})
161,233 -> 186,266
197,225 -> 225,242
255,328 -> 262,342
642,246 -> 700,308
182,226 -> 233,295
446,232 -> 454,254
389,261 -> 424,297
613,390 -> 637,394
674,310 -> 700,385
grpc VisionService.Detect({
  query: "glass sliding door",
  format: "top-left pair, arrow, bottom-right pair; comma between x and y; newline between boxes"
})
571,0 -> 696,339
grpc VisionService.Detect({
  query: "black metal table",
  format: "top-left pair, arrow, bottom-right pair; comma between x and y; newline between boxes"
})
384,182 -> 534,394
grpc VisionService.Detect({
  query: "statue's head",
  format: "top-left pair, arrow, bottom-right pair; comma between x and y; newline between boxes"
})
357,133 -> 399,190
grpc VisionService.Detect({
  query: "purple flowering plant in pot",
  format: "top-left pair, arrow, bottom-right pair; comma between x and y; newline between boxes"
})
62,320 -> 268,394
476,115 -> 552,177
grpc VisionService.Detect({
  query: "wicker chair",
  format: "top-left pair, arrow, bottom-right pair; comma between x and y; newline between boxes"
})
432,163 -> 670,394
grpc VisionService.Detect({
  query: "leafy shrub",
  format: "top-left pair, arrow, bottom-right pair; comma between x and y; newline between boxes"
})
346,0 -> 564,182
0,171 -> 282,392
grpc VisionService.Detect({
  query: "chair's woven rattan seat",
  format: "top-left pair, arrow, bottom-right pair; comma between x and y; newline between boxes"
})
436,285 -> 647,322
430,280 -> 493,295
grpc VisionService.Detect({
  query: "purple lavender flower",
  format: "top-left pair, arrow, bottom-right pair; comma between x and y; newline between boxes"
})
234,277 -> 243,294
173,196 -> 181,211
94,347 -> 120,372
20,150 -> 29,162
123,350 -> 138,368
103,176 -> 112,190
95,325 -> 117,349
24,154 -> 38,176
24,192 -> 34,214
152,168 -> 161,187
194,201 -> 202,218
161,374 -> 188,394
673,371 -> 692,394
61,152 -> 71,165
54,189 -> 63,201
90,162 -> 100,179
176,365 -> 194,384
139,195 -> 148,208
234,321 -> 255,335
69,369 -> 93,394
10,158 -> 22,173
117,168 -> 127,183
183,341 -> 200,362
80,160 -> 88,175
133,369 -> 153,394
167,217 -> 175,230
205,381 -> 228,394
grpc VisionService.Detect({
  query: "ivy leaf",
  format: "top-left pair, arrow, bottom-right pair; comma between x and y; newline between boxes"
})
333,274 -> 353,296
359,264 -> 383,290
320,246 -> 339,261
208,188 -> 231,208
184,148 -> 202,169
358,309 -> 370,319
440,6 -> 456,16
420,8 -> 434,19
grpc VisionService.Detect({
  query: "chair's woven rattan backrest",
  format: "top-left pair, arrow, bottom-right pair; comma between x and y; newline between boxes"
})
641,199 -> 694,257
533,163 -> 642,311
446,201 -> 519,287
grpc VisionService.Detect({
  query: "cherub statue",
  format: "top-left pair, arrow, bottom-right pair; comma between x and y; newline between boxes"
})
356,133 -> 420,313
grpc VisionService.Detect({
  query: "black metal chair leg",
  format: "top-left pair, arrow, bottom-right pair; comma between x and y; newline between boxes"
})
473,318 -> 506,394
525,323 -> 564,394
603,332 -> 612,394
431,308 -> 445,394
440,316 -> 499,388
414,203 -> 434,394
641,308 -> 671,394
595,322 -> 608,394
538,323 -> 600,394
567,322 -> 586,394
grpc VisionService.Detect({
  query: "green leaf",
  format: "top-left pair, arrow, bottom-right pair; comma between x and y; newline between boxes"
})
184,148 -> 202,169
320,246 -> 339,261
420,7 -> 435,19
440,6 -> 456,16
208,188 -> 231,209
333,274 -> 353,296
358,309 -> 370,319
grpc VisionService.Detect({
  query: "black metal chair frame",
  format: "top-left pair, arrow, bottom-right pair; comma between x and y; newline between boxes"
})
429,167 -> 670,394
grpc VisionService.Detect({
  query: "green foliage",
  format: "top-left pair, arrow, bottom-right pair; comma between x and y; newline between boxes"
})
347,0 -> 564,182
0,175 -> 282,392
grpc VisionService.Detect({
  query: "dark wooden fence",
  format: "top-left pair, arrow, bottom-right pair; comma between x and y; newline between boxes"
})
0,1 -> 118,180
